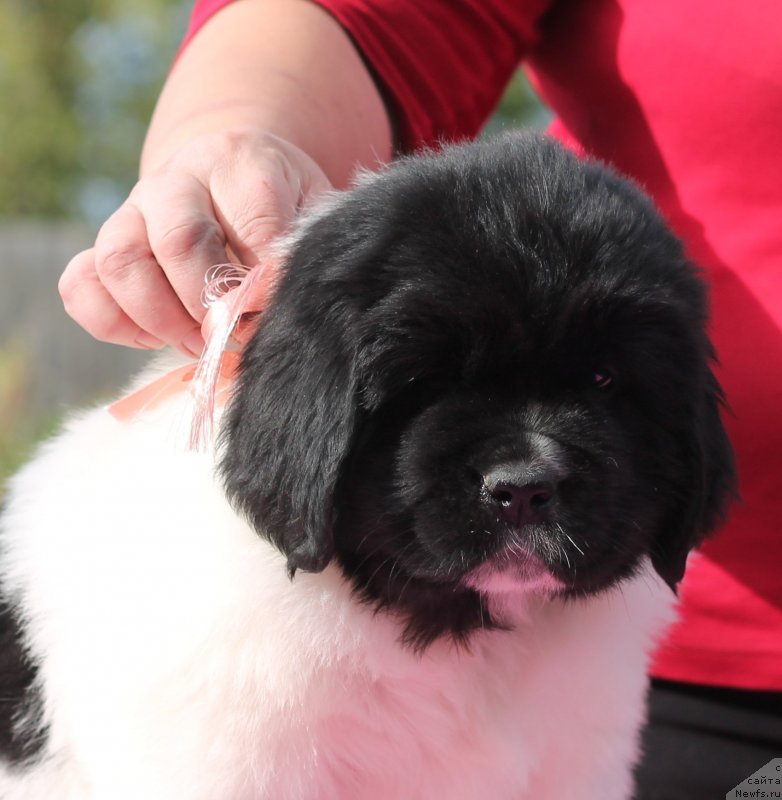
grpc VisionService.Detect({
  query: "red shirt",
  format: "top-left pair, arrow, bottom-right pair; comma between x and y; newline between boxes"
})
183,0 -> 782,691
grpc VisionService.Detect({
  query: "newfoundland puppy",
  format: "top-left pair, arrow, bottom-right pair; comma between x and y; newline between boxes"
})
0,134 -> 734,799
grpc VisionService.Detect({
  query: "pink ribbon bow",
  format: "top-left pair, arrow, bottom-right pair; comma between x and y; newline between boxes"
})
108,262 -> 276,451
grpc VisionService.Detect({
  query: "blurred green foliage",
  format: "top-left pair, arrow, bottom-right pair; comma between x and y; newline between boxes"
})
0,0 -> 188,222
489,70 -> 550,134
0,1 -> 81,216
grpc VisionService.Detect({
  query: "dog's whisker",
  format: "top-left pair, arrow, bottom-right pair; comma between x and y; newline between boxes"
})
561,529 -> 585,557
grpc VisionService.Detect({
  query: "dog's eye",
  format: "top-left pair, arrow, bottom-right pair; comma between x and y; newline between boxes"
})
592,369 -> 615,390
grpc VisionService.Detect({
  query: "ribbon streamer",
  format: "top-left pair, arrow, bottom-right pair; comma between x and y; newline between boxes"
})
109,262 -> 276,453
190,261 -> 280,451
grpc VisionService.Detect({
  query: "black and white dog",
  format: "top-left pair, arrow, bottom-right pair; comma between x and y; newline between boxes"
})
0,134 -> 734,799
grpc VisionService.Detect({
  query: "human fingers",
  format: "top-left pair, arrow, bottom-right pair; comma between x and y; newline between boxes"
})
59,247 -> 165,350
62,131 -> 333,354
92,199 -> 211,355
133,134 -> 327,340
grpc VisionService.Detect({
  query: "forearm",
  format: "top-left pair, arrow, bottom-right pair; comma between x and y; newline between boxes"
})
141,0 -> 393,185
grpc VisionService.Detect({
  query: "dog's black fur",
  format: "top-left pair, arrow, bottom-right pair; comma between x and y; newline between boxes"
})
221,133 -> 736,649
0,600 -> 45,764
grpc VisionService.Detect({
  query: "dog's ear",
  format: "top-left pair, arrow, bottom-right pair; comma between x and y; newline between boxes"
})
219,284 -> 360,576
651,369 -> 736,591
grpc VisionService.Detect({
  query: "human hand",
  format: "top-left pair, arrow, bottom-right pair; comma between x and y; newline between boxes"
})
59,130 -> 331,356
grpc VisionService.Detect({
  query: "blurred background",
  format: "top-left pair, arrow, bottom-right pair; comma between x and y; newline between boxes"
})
0,0 -> 548,492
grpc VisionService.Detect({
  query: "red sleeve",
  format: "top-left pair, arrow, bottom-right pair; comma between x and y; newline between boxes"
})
181,0 -> 553,152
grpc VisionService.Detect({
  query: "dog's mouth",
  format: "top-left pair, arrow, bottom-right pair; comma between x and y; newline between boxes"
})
462,545 -> 566,596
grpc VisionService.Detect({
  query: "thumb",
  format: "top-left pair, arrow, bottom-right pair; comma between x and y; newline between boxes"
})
209,157 -> 330,270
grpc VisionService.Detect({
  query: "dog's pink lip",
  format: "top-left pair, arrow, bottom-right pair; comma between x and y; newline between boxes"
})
463,547 -> 565,595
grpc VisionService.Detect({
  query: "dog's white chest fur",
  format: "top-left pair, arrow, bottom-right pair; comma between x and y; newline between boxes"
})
0,384 -> 674,800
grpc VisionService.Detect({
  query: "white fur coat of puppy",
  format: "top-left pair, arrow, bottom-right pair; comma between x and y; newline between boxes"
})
1,377 -> 672,800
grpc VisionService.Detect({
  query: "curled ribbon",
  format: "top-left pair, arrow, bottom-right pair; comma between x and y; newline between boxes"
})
108,261 -> 277,452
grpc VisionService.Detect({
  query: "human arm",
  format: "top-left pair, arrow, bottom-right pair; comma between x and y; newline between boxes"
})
59,0 -> 393,355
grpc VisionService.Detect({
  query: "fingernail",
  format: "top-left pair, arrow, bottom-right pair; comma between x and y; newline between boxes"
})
182,328 -> 206,357
135,332 -> 166,350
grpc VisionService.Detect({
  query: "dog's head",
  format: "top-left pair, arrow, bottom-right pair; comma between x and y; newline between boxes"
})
220,134 -> 735,647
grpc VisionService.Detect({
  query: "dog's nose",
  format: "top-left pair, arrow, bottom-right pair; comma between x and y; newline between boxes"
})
483,464 -> 558,527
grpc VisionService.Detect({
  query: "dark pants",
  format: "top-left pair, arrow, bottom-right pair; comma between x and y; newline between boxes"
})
633,678 -> 782,799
